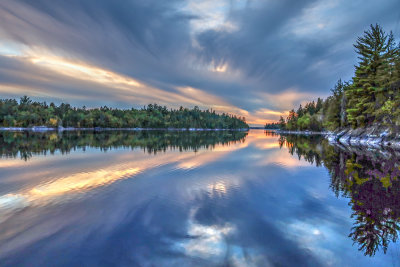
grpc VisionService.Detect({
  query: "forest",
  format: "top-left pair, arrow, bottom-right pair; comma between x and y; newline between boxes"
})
0,99 -> 248,129
270,24 -> 400,132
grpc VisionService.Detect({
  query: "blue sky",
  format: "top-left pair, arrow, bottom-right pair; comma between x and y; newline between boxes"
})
0,0 -> 399,125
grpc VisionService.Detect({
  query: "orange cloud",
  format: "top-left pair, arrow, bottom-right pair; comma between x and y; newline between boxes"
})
258,89 -> 318,111
0,50 -> 311,126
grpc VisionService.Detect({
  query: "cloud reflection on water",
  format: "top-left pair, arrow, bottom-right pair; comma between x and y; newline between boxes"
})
0,130 -> 397,266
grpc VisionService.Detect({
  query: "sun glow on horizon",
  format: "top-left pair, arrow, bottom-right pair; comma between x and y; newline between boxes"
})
0,48 -> 288,126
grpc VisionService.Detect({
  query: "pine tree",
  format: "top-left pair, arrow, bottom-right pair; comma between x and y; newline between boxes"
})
346,24 -> 393,127
376,32 -> 397,88
316,98 -> 323,113
286,109 -> 297,130
394,43 -> 400,82
279,116 -> 286,130
297,104 -> 304,117
391,44 -> 400,127
323,80 -> 345,130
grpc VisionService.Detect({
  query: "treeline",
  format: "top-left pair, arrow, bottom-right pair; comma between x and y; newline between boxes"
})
0,131 -> 248,160
279,134 -> 400,256
0,97 -> 248,129
264,122 -> 280,129
273,24 -> 400,132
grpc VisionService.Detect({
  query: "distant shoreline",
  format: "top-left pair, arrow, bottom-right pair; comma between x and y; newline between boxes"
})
0,127 -> 249,132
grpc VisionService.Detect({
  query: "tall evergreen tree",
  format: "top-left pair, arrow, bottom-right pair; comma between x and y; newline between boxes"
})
346,24 -> 394,127
296,104 -> 304,117
279,116 -> 286,130
286,109 -> 297,130
316,98 -> 323,113
323,80 -> 347,130
390,43 -> 400,127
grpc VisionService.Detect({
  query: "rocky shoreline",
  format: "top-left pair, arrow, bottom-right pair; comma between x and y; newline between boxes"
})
326,128 -> 400,150
276,127 -> 400,150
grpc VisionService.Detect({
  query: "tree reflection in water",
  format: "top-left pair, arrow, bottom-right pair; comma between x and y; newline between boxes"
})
278,133 -> 400,256
0,130 -> 248,161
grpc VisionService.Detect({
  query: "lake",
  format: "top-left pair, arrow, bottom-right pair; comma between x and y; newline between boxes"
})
0,130 -> 399,266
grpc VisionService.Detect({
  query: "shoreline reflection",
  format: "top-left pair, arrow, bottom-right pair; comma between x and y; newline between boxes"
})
0,130 -> 248,160
0,130 -> 398,266
278,134 -> 400,256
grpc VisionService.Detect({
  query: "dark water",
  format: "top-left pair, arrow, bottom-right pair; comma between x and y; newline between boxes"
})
0,130 -> 399,266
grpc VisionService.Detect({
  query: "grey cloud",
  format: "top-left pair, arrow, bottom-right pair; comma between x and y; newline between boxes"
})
0,55 -> 129,105
0,0 -> 399,118
196,0 -> 400,101
0,0 -> 194,83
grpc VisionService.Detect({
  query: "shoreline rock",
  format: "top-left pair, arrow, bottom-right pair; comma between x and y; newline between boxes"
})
276,127 -> 400,150
326,127 -> 400,150
276,130 -> 327,136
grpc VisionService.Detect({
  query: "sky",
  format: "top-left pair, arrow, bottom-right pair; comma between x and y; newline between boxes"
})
0,0 -> 399,126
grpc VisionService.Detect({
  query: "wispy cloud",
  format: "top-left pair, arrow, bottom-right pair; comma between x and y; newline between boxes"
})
0,0 -> 398,126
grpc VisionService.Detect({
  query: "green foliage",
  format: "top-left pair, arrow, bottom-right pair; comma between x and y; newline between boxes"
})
296,114 -> 310,130
280,100 -> 323,131
346,24 -> 399,128
322,80 -> 349,130
0,98 -> 249,129
275,24 -> 400,132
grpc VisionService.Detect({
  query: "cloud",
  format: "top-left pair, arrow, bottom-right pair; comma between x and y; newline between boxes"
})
0,129 -> 391,265
196,0 -> 399,97
257,90 -> 321,110
0,0 -> 399,126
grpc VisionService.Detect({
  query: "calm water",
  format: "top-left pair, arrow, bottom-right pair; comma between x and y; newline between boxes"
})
0,130 -> 399,266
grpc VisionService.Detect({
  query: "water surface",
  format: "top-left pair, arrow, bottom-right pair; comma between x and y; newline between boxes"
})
0,130 -> 399,266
